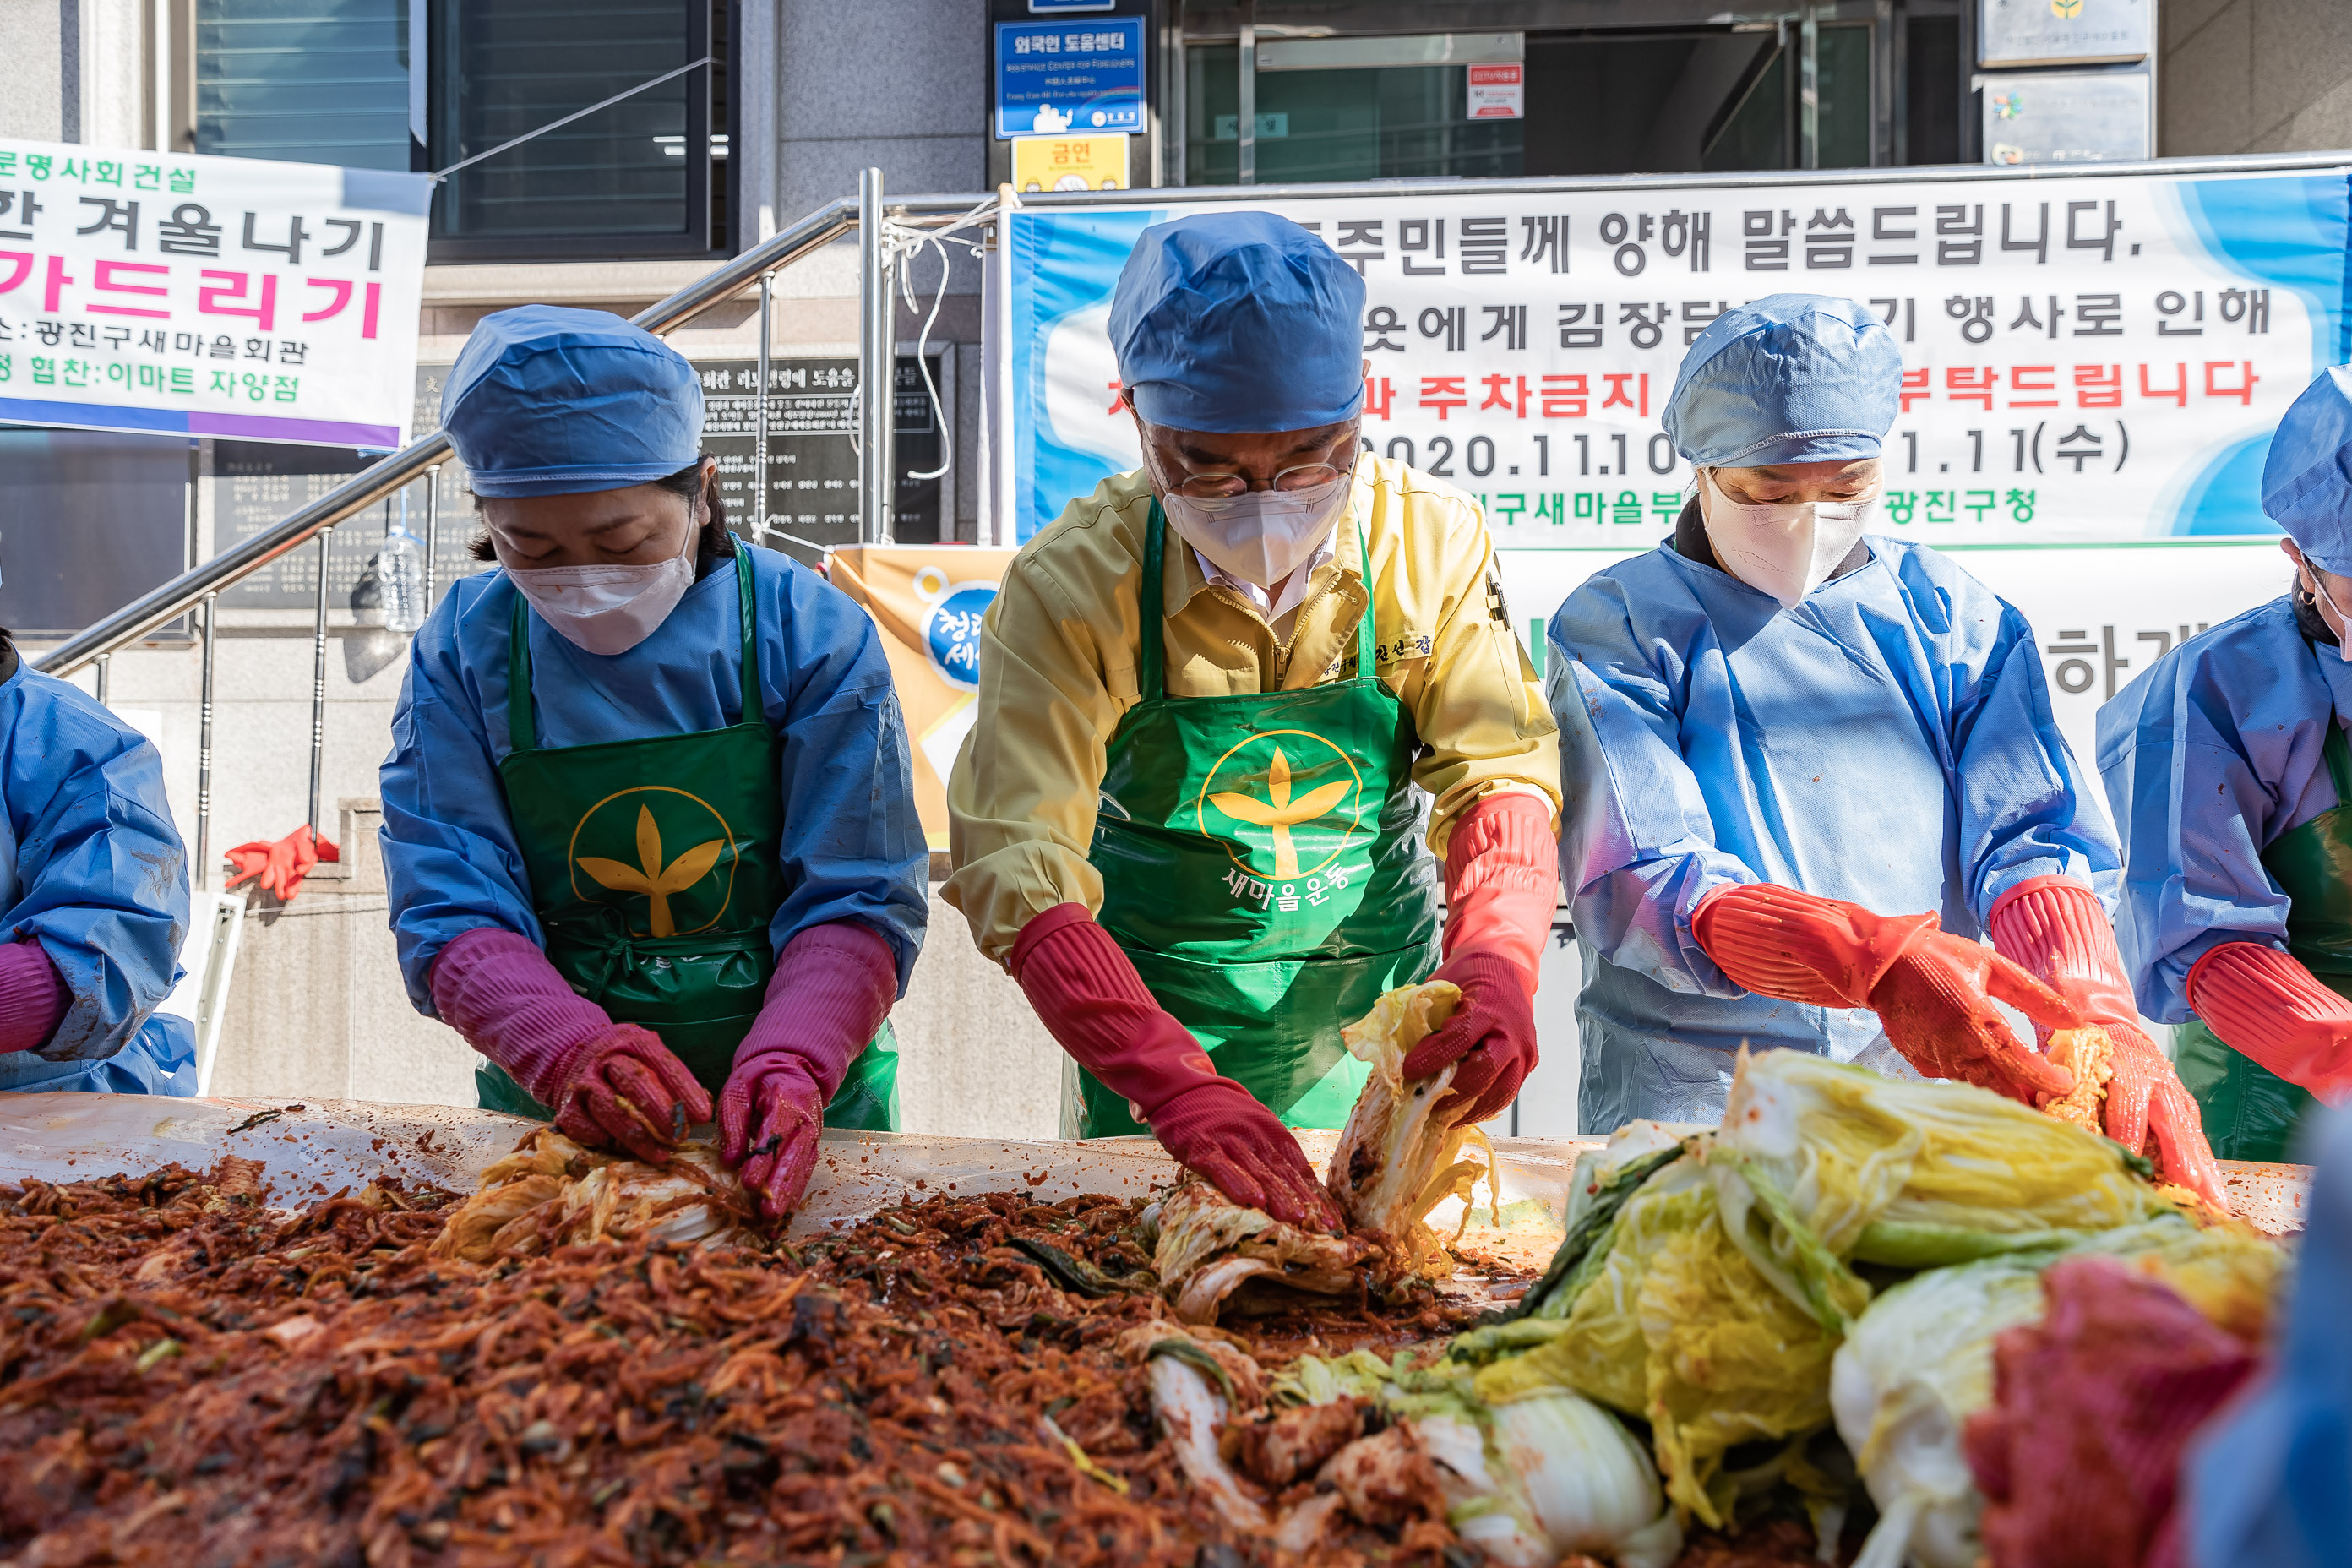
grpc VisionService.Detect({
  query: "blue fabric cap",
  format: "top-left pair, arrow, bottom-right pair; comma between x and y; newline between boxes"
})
1663,293 -> 1902,469
1108,212 -> 1366,434
2262,367 -> 2352,576
443,305 -> 704,498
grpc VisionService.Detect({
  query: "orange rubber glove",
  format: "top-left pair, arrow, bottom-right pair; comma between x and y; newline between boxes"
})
1402,792 -> 1557,1124
1990,875 -> 2228,1209
222,825 -> 340,902
1692,882 -> 2080,1104
2186,940 -> 2352,1107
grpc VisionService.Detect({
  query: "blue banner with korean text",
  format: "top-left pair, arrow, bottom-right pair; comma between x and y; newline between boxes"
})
1001,167 -> 2352,547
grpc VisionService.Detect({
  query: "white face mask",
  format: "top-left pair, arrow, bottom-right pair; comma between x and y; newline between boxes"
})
507,525 -> 697,656
1160,477 -> 1352,589
1698,470 -> 1878,608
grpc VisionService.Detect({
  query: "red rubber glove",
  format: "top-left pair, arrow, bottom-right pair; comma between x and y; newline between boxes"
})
717,922 -> 899,1222
1990,875 -> 2229,1209
0,939 -> 68,1056
2186,940 -> 2352,1108
430,926 -> 710,1162
1963,1255 -> 2260,1568
1400,792 -> 1556,1124
1012,903 -> 1341,1231
222,825 -> 340,902
1692,882 -> 2080,1104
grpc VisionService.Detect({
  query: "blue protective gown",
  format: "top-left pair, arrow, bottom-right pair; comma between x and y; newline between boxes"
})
1545,532 -> 2118,1133
381,545 -> 929,1011
2095,595 -> 2349,1021
0,658 -> 195,1095
2185,1108 -> 2352,1565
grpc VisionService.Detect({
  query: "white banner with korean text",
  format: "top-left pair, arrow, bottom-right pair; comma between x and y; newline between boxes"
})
0,137 -> 430,449
1004,166 -> 2351,548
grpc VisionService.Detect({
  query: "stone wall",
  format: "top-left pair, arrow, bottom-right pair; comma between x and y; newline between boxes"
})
2161,0 -> 2352,155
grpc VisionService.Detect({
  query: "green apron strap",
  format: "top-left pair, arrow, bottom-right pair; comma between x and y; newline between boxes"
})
2323,718 -> 2352,807
1351,514 -> 1374,678
1141,502 -> 1167,702
507,585 -> 538,754
730,539 -> 759,722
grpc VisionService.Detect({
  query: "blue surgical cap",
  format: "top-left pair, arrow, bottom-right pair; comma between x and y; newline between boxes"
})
443,305 -> 703,498
1108,212 -> 1365,433
1663,293 -> 1902,469
2264,367 -> 2352,575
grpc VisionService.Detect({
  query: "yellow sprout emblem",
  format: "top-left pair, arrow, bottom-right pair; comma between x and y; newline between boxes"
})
1208,743 -> 1352,880
577,803 -> 726,937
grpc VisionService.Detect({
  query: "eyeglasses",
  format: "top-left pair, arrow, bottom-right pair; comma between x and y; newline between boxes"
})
1157,456 -> 1357,501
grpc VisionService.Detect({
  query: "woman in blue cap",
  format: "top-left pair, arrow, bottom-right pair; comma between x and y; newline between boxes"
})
946,213 -> 1561,1228
2099,367 -> 2352,1162
379,306 -> 928,1218
1545,292 -> 2224,1203
0,629 -> 194,1096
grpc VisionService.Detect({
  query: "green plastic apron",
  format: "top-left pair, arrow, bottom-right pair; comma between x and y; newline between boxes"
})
2175,719 -> 2352,1162
476,542 -> 897,1130
1068,504 -> 1440,1138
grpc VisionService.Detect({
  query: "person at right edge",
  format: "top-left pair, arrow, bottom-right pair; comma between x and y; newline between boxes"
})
2099,366 -> 2352,1162
945,212 -> 1562,1230
1544,292 -> 2226,1207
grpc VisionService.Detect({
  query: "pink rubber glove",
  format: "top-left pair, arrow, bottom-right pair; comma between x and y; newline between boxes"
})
1990,875 -> 2228,1210
0,939 -> 68,1055
430,926 -> 710,1162
1012,902 -> 1341,1231
2186,940 -> 2352,1108
716,921 -> 899,1222
1402,792 -> 1557,1124
1693,882 -> 2082,1105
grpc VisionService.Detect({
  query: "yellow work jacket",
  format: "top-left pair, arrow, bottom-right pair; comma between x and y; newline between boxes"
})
944,457 -> 1561,967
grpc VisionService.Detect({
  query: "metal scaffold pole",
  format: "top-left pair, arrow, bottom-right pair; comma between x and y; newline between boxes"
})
858,166 -> 896,545
756,270 -> 773,547
196,591 -> 216,890
422,463 -> 440,612
308,529 -> 331,835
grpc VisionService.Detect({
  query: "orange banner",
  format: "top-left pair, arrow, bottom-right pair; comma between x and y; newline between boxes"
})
829,546 -> 1015,850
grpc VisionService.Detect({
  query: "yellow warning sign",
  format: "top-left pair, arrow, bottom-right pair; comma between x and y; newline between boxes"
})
1012,134 -> 1129,193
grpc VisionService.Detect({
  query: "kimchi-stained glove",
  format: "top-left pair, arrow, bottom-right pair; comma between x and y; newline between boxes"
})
1012,902 -> 1340,1230
718,922 -> 899,1222
429,925 -> 710,1162
1990,875 -> 2228,1211
1694,882 -> 2080,1103
1402,793 -> 1555,1124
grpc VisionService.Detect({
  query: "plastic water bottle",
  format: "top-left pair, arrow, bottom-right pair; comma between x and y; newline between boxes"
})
376,509 -> 427,636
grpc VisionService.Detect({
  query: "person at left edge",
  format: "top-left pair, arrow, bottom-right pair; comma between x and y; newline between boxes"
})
0,624 -> 195,1095
2099,368 -> 2352,1162
945,212 -> 1563,1230
378,306 -> 928,1218
1545,293 -> 2224,1206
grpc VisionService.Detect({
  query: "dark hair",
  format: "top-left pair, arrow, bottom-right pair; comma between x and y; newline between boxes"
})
469,457 -> 732,567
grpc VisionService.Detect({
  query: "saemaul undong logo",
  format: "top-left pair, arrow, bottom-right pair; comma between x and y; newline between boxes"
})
1198,730 -> 1364,879
568,787 -> 738,937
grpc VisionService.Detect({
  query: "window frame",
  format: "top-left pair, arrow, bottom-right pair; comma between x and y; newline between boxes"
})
422,0 -> 720,264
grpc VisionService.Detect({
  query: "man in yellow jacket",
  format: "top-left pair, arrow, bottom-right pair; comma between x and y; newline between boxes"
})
947,212 -> 1561,1227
